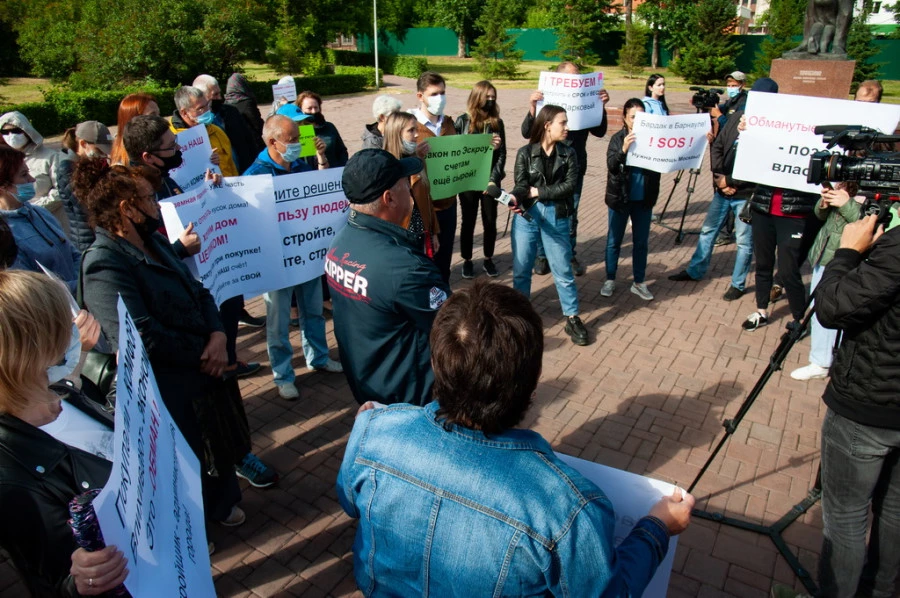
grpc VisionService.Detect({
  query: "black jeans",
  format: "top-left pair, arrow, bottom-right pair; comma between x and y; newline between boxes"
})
458,190 -> 497,261
434,204 -> 457,284
751,211 -> 808,320
219,295 -> 244,365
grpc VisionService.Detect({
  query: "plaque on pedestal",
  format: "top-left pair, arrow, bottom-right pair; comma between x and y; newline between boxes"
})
769,58 -> 855,99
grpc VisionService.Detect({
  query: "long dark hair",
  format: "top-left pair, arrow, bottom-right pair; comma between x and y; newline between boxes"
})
622,98 -> 645,131
644,73 -> 670,115
466,81 -> 500,134
529,105 -> 566,145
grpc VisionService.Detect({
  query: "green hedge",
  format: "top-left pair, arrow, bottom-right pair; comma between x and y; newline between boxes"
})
334,66 -> 383,87
246,73 -> 370,104
330,50 -> 428,79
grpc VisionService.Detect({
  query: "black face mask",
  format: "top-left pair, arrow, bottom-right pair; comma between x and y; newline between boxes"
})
482,99 -> 496,111
312,113 -> 326,127
155,149 -> 183,173
130,206 -> 162,242
210,99 -> 224,114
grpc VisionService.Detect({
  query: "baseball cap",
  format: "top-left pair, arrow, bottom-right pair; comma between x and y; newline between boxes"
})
342,149 -> 423,204
750,77 -> 779,94
275,104 -> 312,122
727,71 -> 747,82
75,121 -> 113,154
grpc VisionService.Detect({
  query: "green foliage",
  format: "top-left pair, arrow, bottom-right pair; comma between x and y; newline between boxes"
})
334,66 -> 384,87
330,50 -> 374,67
618,23 -> 649,78
668,0 -> 741,83
471,0 -> 525,79
385,56 -> 430,78
751,0 -> 806,77
635,0 -> 694,65
244,74 -> 371,105
523,6 -> 555,28
545,0 -> 620,67
847,1 -> 884,88
417,0 -> 484,56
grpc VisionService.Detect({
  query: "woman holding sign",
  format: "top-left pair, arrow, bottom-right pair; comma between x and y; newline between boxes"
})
510,105 -> 589,346
603,98 -> 661,302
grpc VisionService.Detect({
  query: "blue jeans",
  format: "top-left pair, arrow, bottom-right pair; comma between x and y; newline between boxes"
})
264,279 -> 329,386
685,191 -> 753,291
606,203 -> 653,283
512,202 -> 579,316
809,265 -> 839,367
537,174 -> 583,259
819,408 -> 900,598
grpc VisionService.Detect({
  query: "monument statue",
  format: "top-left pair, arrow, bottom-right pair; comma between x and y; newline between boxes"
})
788,0 -> 853,57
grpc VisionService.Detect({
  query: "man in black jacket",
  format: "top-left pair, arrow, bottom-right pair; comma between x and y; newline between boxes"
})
814,214 -> 900,598
193,74 -> 261,173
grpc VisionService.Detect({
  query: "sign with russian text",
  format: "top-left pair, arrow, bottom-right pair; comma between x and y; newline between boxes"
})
299,124 -> 318,158
557,453 -> 678,598
537,71 -> 605,131
423,134 -> 493,198
272,81 -> 297,103
273,168 -> 350,287
732,91 -> 900,193
160,176 -> 287,305
168,125 -> 220,191
93,298 -> 216,598
626,113 -> 711,173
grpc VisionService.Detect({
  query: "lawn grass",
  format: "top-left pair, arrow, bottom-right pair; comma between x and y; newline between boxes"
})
0,77 -> 52,105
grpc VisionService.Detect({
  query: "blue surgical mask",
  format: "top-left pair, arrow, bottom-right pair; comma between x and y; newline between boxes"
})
196,110 -> 216,126
726,87 -> 741,99
48,323 -> 82,384
15,182 -> 36,203
401,139 -> 418,156
280,142 -> 302,163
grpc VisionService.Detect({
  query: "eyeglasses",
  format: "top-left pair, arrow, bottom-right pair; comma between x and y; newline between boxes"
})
190,104 -> 210,116
154,144 -> 178,154
135,192 -> 158,204
1,128 -> 24,135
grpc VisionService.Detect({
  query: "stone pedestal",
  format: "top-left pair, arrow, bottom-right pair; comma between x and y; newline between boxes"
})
769,58 -> 855,99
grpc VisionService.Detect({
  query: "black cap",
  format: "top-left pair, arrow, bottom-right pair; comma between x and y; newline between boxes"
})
751,77 -> 779,93
342,149 -> 424,204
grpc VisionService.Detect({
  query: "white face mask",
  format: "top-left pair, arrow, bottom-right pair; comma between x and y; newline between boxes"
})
401,139 -> 418,156
426,94 -> 446,117
47,323 -> 82,384
2,133 -> 29,150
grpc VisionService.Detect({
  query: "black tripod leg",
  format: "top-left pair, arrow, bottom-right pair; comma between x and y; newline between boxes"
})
675,169 -> 700,244
657,169 -> 684,223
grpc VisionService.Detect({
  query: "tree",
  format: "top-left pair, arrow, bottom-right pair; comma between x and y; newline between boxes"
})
545,0 -> 619,67
750,0 -> 807,78
618,23 -> 649,78
668,0 -> 741,84
471,0 -> 524,79
635,0 -> 694,67
846,0 -> 884,89
417,0 -> 484,57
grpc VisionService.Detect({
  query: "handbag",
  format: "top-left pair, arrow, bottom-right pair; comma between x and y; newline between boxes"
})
738,200 -> 754,225
76,247 -> 118,407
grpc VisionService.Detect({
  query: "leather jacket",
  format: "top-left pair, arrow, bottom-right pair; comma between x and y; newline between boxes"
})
749,185 -> 818,216
511,142 -> 579,219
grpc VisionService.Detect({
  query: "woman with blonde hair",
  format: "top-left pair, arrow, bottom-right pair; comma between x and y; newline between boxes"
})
0,270 -> 127,596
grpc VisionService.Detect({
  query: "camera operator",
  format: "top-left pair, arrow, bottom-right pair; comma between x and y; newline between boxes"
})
714,72 -> 747,131
814,212 -> 900,598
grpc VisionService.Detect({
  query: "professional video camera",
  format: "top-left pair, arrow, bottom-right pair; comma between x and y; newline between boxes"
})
689,86 -> 724,112
807,125 -> 900,226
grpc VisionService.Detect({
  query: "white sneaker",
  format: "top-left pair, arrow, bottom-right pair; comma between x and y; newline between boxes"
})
600,280 -> 616,297
790,363 -> 829,381
630,282 -> 654,301
277,383 -> 300,400
308,358 -> 343,373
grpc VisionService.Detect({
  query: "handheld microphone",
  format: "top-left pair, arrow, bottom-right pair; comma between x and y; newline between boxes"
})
485,185 -> 533,222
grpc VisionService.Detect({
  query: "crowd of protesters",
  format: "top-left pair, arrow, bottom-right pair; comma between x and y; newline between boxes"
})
0,66 -> 896,597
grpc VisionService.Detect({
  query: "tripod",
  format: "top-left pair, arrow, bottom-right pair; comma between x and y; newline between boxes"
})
654,167 -> 703,244
687,297 -> 822,595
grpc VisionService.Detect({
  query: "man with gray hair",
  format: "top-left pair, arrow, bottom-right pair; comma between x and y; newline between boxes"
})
362,94 -> 403,149
192,74 -> 260,172
170,85 -> 239,177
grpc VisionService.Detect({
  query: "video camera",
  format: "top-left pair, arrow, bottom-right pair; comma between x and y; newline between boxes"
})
689,86 -> 724,112
807,125 -> 900,226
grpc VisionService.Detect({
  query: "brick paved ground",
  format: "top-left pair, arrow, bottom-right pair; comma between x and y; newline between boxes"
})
1,76 -> 840,597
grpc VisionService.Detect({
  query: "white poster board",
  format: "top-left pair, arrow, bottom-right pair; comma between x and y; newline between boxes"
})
273,168 -> 350,287
93,298 -> 216,598
272,81 -> 298,103
168,125 -> 220,191
732,91 -> 900,193
626,113 -> 711,173
160,176 -> 287,305
537,71 -> 605,131
557,453 -> 678,598
41,401 -> 114,460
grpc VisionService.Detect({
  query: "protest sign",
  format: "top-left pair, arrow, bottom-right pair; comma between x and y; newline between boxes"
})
299,124 -> 318,158
557,453 -> 678,598
732,91 -> 900,193
93,299 -> 216,598
423,134 -> 494,198
160,176 -> 287,305
272,81 -> 297,103
537,71 -> 605,131
168,125 -> 220,191
273,167 -> 350,287
626,113 -> 711,173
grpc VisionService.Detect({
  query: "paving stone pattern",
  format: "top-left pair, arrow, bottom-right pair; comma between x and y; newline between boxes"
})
1,76 -> 834,597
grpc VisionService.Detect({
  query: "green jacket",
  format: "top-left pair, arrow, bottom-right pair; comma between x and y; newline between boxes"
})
808,196 -> 860,268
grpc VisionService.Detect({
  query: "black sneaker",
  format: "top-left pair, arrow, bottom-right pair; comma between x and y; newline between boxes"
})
723,286 -> 744,301
571,257 -> 586,277
462,260 -> 475,279
741,312 -> 768,331
483,259 -> 498,277
224,361 -> 262,379
565,316 -> 589,346
239,310 -> 266,328
235,453 -> 279,488
668,270 -> 698,282
533,256 -> 550,275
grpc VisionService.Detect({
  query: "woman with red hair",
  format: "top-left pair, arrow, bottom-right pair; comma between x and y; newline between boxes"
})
108,93 -> 160,166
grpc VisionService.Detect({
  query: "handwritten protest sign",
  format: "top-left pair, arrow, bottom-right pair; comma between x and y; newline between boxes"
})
538,71 -> 605,131
160,176 -> 287,305
168,125 -> 220,191
626,113 -> 711,173
732,91 -> 900,193
557,453 -> 678,598
299,124 -> 318,158
272,81 -> 297,103
423,134 -> 494,198
273,168 -> 350,287
93,299 -> 216,598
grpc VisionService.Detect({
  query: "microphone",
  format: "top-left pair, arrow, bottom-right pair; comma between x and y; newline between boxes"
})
485,185 -> 533,222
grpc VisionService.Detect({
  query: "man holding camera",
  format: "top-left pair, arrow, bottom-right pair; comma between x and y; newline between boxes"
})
814,213 -> 900,597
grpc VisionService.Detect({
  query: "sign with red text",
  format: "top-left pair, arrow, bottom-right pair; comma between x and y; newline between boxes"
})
160,176 -> 287,305
272,81 -> 297,103
537,71 -> 605,131
732,91 -> 900,193
93,299 -> 216,598
168,125 -> 220,191
626,113 -> 711,173
273,168 -> 350,287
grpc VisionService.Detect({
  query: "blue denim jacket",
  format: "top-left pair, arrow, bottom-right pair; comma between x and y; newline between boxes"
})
337,402 -> 670,597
